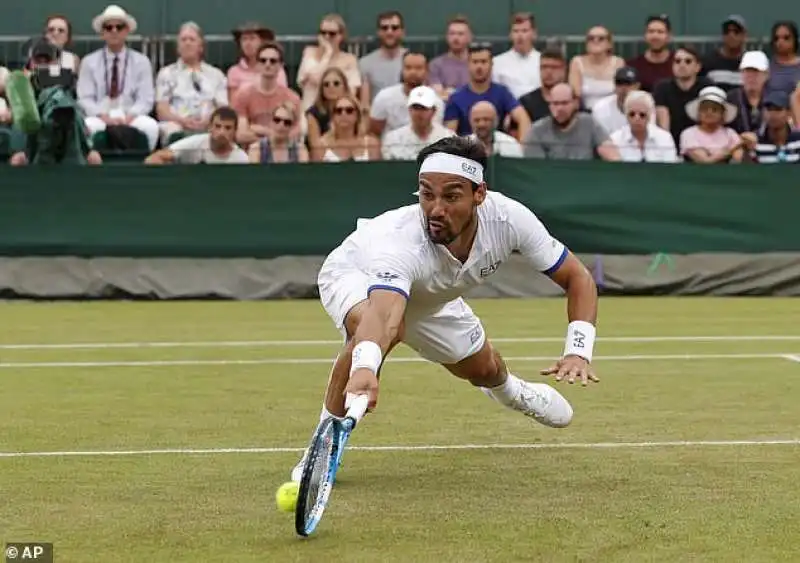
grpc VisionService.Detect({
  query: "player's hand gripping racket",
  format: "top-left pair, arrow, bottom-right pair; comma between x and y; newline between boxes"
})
295,394 -> 369,537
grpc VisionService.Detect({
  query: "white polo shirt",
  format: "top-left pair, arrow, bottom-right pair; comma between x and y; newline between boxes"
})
592,93 -> 655,135
492,48 -> 541,99
332,190 -> 567,314
370,84 -> 445,136
610,124 -> 679,163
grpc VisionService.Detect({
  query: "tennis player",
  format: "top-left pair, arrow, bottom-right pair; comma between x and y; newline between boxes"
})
291,136 -> 599,482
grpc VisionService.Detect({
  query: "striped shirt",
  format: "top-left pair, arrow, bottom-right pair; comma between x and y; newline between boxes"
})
752,127 -> 800,164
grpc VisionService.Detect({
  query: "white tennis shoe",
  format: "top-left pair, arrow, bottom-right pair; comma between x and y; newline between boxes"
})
483,380 -> 573,428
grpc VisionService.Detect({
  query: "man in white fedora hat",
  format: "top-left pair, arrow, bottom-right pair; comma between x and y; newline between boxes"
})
77,5 -> 159,150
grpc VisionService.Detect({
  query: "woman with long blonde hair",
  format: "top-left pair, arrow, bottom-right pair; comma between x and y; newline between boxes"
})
306,66 -> 350,149
297,14 -> 361,112
568,25 -> 624,111
312,93 -> 380,162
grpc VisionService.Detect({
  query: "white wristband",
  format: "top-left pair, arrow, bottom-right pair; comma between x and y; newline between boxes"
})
563,321 -> 596,363
351,341 -> 383,376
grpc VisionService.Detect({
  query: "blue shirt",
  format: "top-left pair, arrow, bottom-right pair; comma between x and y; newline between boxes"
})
444,83 -> 520,135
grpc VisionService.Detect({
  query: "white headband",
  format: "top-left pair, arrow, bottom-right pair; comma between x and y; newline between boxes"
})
418,152 -> 484,184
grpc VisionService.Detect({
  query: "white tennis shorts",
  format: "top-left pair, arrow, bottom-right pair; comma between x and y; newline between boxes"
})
317,261 -> 486,365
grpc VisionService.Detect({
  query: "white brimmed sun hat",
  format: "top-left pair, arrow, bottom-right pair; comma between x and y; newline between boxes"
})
685,86 -> 737,124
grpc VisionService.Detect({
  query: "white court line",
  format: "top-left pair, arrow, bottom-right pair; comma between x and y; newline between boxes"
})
1,353 -> 799,369
1,439 -> 798,458
1,335 -> 800,350
785,355 -> 800,363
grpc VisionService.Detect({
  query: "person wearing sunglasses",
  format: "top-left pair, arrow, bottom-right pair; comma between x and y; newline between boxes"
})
568,26 -> 625,111
359,11 -> 407,103
766,21 -> 800,125
227,22 -> 287,103
306,67 -> 350,149
249,102 -> 309,164
609,91 -> 677,163
653,45 -> 713,145
77,5 -> 159,150
232,41 -> 302,147
155,22 -> 228,147
297,14 -> 361,113
41,15 -> 80,73
700,15 -> 748,93
312,93 -> 380,162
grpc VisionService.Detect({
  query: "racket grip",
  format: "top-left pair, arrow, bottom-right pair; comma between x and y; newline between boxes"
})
345,393 -> 369,423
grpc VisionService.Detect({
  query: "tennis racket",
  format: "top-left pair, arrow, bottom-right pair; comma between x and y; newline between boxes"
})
295,394 -> 369,537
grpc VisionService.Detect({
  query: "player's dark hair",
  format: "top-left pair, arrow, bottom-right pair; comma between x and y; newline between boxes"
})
416,136 -> 488,190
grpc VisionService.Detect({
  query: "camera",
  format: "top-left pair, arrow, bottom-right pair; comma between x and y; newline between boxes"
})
28,37 -> 75,93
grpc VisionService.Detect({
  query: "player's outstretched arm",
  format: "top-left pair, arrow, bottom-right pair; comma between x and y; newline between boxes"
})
345,289 -> 408,409
542,251 -> 600,386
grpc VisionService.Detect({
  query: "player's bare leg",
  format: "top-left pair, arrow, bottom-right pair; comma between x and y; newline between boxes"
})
443,340 -> 574,428
291,301 -> 403,481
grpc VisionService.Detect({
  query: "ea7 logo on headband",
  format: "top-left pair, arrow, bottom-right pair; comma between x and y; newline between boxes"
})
461,162 -> 477,176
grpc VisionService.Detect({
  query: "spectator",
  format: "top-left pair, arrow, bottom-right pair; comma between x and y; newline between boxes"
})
492,13 -> 541,99
592,66 -> 654,135
444,43 -> 530,138
569,26 -> 625,111
701,15 -> 747,92
654,45 -> 712,145
519,49 -> 576,123
232,41 -> 302,147
742,91 -> 800,163
144,106 -> 248,164
680,86 -> 742,164
627,15 -> 674,93
727,51 -> 769,134
360,11 -> 407,103
42,15 -> 80,72
311,94 -> 380,162
369,52 -> 443,138
468,101 -> 523,158
297,14 -> 361,112
767,22 -> 800,102
227,22 -> 287,102
155,22 -> 227,146
523,83 -> 619,161
77,5 -> 158,150
0,64 -> 8,96
249,102 -> 309,163
382,86 -> 453,161
306,67 -> 349,150
609,91 -> 678,162
429,16 -> 472,101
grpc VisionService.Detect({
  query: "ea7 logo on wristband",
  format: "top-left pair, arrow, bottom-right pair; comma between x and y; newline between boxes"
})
572,331 -> 586,348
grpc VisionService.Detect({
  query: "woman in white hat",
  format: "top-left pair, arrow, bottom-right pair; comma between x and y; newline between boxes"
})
680,85 -> 743,163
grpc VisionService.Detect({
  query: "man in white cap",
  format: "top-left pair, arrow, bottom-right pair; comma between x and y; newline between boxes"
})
290,135 -> 600,483
382,86 -> 453,160
77,5 -> 159,150
369,51 -> 444,139
726,50 -> 769,133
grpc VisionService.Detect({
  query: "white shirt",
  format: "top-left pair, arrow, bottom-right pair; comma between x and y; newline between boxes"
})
610,124 -> 679,163
592,94 -> 655,134
469,131 -> 523,158
492,48 -> 541,99
382,123 -> 454,160
168,133 -> 249,164
328,191 -> 566,315
370,84 -> 445,136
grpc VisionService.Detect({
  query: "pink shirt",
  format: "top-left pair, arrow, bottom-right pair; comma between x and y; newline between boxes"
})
679,126 -> 740,155
227,59 -> 288,99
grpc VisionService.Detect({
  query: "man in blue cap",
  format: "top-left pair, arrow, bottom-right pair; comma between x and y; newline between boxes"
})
741,91 -> 800,163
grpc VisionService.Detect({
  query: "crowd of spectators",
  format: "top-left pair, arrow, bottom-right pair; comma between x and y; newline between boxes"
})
0,4 -> 799,166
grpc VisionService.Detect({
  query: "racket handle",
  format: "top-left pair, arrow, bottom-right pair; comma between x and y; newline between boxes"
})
345,393 -> 369,423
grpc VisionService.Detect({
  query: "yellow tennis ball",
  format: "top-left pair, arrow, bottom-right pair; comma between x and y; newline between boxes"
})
276,481 -> 299,513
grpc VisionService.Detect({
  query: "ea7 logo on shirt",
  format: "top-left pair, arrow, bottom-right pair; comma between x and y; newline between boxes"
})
479,260 -> 502,277
375,271 -> 400,282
